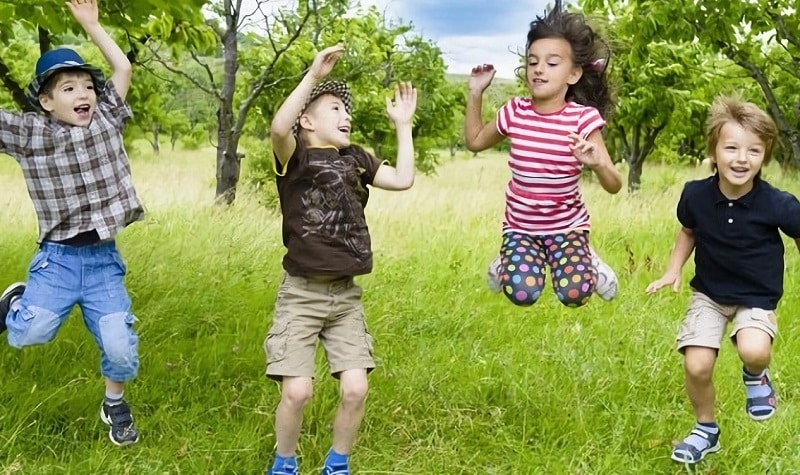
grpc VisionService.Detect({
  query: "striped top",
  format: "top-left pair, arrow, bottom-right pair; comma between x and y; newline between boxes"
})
496,98 -> 605,235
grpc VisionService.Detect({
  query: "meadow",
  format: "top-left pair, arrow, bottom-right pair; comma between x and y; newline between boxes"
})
2,146 -> 800,474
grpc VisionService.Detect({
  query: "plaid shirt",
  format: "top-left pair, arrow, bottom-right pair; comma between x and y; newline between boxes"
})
0,81 -> 144,243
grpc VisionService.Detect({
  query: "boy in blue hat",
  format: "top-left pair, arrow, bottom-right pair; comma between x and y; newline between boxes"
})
0,0 -> 142,446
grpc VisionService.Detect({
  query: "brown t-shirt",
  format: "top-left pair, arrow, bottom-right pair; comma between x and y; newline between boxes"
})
275,140 -> 383,277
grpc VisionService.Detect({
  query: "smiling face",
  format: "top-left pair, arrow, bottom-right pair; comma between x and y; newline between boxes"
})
711,121 -> 766,199
38,70 -> 97,127
299,93 -> 352,149
525,37 -> 582,111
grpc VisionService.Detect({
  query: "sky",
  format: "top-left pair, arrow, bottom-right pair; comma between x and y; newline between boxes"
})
240,0 -> 554,79
361,0 -> 552,78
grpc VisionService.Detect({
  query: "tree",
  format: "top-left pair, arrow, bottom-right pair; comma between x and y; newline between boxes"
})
583,0 -> 800,171
0,0 -> 211,112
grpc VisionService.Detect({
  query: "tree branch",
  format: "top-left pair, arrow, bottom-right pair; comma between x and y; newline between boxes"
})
147,44 -> 220,99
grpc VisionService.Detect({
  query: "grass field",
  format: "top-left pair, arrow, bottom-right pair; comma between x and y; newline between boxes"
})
2,147 -> 800,474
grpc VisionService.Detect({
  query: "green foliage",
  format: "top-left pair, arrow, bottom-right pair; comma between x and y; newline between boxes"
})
240,136 -> 280,209
242,5 -> 460,175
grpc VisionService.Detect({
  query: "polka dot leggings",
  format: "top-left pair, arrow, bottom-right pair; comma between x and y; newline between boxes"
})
497,230 -> 595,307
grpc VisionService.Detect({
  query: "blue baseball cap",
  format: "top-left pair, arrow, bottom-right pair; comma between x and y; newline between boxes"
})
27,48 -> 105,109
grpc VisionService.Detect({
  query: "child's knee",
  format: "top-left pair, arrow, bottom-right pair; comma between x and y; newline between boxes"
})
98,312 -> 139,380
7,306 -> 61,347
340,374 -> 369,405
281,378 -> 313,408
556,288 -> 592,307
503,284 -> 542,307
683,348 -> 717,380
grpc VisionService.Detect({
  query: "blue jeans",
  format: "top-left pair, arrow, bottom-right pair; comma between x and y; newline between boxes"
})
6,241 -> 139,382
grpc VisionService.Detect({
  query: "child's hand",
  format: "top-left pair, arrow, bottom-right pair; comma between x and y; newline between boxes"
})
309,44 -> 344,81
386,82 -> 417,125
67,0 -> 99,28
569,132 -> 603,168
645,272 -> 681,294
468,64 -> 496,93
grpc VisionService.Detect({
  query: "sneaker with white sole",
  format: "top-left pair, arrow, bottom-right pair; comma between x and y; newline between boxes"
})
486,255 -> 503,293
0,282 -> 25,333
589,248 -> 618,301
100,400 -> 140,446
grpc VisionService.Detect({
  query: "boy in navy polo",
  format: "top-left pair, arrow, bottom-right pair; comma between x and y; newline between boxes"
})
0,0 -> 142,446
646,95 -> 800,465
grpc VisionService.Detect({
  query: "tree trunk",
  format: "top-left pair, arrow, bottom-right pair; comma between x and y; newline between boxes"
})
627,155 -> 643,193
215,0 -> 241,205
150,125 -> 160,155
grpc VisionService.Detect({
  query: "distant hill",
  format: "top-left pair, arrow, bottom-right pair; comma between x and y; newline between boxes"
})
445,73 -> 519,86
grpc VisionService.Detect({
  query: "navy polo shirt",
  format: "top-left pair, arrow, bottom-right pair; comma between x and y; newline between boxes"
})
677,175 -> 800,310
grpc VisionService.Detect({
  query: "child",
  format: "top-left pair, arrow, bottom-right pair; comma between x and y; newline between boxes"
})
646,95 -> 800,464
0,0 -> 141,446
265,44 -> 417,475
465,7 -> 621,307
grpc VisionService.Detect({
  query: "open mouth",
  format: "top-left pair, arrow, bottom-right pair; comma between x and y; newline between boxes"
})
338,126 -> 350,133
74,104 -> 91,119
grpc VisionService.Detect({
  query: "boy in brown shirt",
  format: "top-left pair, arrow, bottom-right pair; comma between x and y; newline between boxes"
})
265,44 -> 417,475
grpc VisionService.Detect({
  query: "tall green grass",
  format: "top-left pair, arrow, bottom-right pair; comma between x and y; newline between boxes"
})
1,148 -> 800,474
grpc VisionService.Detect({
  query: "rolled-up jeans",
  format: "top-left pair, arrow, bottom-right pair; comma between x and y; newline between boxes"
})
6,240 -> 139,382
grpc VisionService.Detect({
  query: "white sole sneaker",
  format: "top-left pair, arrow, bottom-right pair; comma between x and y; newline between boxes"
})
589,248 -> 618,301
486,255 -> 503,293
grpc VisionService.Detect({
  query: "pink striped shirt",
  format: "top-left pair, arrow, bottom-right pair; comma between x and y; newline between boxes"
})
496,98 -> 605,235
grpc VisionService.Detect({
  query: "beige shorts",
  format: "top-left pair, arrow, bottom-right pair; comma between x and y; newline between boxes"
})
676,291 -> 778,352
264,272 -> 376,380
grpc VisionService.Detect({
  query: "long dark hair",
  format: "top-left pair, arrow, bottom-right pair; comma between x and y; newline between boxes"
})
524,6 -> 612,118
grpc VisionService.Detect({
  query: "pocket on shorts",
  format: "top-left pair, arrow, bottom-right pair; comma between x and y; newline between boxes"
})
264,319 -> 289,362
361,320 -> 375,357
26,250 -> 57,296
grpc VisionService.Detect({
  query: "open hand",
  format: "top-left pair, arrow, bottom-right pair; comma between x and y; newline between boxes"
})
645,272 -> 681,294
67,0 -> 99,28
468,64 -> 496,93
309,44 -> 344,81
386,82 -> 417,125
569,132 -> 603,168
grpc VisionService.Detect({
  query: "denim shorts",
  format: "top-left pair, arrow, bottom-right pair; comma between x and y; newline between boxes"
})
6,240 -> 139,382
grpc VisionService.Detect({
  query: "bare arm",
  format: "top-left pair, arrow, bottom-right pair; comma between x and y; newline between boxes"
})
270,44 -> 344,165
68,0 -> 132,100
373,83 -> 418,191
464,64 -> 504,152
645,227 -> 695,293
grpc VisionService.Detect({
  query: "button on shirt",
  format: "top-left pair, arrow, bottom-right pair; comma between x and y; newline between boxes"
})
0,82 -> 144,243
677,175 -> 800,309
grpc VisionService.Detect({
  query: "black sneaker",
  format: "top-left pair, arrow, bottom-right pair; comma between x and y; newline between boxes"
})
100,400 -> 140,446
0,282 -> 25,334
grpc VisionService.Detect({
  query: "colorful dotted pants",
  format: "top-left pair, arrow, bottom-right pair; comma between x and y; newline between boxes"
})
497,230 -> 595,307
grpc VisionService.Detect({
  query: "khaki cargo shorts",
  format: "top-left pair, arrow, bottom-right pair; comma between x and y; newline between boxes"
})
676,291 -> 777,352
264,272 -> 376,380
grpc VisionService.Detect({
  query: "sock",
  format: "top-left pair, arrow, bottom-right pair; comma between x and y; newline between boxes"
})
104,391 -> 124,406
743,368 -> 772,398
324,449 -> 349,467
272,454 -> 297,471
9,295 -> 21,312
684,422 -> 718,450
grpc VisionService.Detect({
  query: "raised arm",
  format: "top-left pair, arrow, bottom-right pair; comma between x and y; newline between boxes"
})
270,44 -> 344,165
373,82 -> 418,191
68,0 -> 132,100
464,64 -> 504,152
645,227 -> 695,294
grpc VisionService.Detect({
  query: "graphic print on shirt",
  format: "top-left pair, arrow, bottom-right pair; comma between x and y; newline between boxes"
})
300,155 -> 370,261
